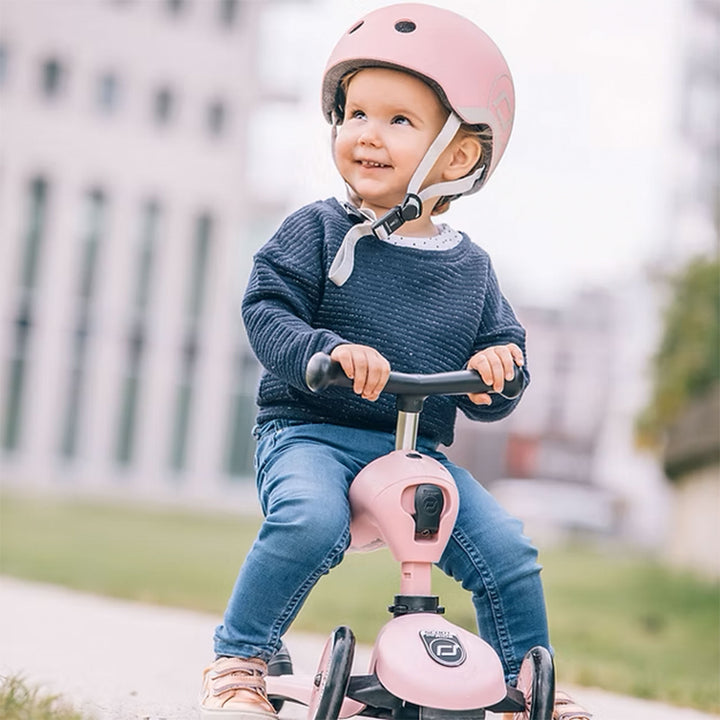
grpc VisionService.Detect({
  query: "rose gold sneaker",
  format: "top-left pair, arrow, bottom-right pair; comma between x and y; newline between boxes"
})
200,656 -> 277,719
502,689 -> 593,720
553,689 -> 593,720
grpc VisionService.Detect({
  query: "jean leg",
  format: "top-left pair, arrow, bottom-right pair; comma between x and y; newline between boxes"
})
430,452 -> 550,683
213,424 -> 363,661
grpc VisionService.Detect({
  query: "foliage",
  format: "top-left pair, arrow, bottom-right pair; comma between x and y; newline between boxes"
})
2,494 -> 719,712
0,675 -> 89,720
636,256 -> 720,448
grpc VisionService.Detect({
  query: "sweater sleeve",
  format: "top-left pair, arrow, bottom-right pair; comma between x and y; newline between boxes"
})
241,207 -> 348,391
455,259 -> 530,422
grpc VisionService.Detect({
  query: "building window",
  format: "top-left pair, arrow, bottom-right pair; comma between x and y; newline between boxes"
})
2,177 -> 49,452
0,44 -> 8,87
115,200 -> 161,466
60,188 -> 107,459
96,72 -> 120,113
219,0 -> 239,27
152,85 -> 176,125
40,57 -> 65,98
206,99 -> 227,137
186,212 -> 212,320
169,339 -> 196,473
224,350 -> 259,479
132,200 -> 160,312
115,324 -> 144,467
165,0 -> 187,16
20,177 -> 50,290
169,212 -> 213,473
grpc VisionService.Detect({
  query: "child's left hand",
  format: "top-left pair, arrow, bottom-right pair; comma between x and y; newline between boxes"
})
466,343 -> 524,405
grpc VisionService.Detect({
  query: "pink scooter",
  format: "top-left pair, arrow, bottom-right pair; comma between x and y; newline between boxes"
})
265,352 -> 554,720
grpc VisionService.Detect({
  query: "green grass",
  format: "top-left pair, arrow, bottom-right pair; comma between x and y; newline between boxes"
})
1,492 -> 719,712
0,675 -> 91,720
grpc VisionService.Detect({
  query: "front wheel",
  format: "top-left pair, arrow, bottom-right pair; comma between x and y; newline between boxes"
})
512,646 -> 555,720
307,626 -> 355,720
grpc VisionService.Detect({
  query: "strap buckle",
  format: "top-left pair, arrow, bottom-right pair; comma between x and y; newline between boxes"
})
370,194 -> 423,241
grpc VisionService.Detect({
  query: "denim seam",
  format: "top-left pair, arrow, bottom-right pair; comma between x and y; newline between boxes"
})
266,526 -> 351,652
450,525 -> 521,681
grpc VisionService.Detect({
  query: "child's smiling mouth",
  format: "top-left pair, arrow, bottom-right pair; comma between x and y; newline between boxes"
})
358,159 -> 391,169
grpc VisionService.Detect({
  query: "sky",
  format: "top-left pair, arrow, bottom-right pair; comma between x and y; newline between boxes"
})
253,0 -> 685,307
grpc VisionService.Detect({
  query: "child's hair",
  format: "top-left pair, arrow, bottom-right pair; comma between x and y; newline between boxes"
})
335,70 -> 493,215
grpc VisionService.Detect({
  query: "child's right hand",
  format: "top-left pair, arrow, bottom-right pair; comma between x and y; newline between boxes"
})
330,344 -> 390,401
466,343 -> 524,405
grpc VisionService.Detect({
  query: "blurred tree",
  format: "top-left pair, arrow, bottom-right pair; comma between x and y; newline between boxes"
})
636,255 -> 720,452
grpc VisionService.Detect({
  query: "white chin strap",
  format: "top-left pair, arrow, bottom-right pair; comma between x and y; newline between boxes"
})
329,112 -> 485,286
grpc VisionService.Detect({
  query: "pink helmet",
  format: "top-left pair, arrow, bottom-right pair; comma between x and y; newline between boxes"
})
322,2 -> 515,191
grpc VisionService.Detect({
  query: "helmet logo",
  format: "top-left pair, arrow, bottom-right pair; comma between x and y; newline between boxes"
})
419,630 -> 467,667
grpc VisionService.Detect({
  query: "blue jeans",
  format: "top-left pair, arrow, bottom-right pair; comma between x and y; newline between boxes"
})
214,421 -> 550,682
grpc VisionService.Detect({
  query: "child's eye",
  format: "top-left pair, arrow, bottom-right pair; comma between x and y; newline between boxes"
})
350,109 -> 366,120
391,115 -> 411,126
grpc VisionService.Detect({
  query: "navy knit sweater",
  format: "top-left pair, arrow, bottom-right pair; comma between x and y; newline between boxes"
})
242,198 -> 528,446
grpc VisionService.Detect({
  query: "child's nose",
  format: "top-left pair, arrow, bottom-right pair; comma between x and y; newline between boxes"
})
357,121 -> 382,146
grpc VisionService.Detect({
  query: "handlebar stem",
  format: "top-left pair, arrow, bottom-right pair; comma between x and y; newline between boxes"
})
396,411 -> 420,451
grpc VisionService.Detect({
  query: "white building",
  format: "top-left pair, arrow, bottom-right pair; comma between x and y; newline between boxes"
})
0,0 -> 312,505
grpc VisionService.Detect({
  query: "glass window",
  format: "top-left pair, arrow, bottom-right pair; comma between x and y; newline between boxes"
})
133,200 -> 160,312
206,100 -> 227,137
0,44 -> 8,87
219,0 -> 239,27
77,189 -> 106,299
169,332 -> 198,473
20,177 -> 49,289
5,177 -> 49,451
40,57 -> 64,98
165,0 -> 186,16
152,86 -> 176,125
115,324 -> 144,466
2,299 -> 33,453
186,213 -> 212,320
60,188 -> 107,459
97,72 -> 120,113
224,350 -> 259,479
169,212 -> 213,474
114,200 -> 161,466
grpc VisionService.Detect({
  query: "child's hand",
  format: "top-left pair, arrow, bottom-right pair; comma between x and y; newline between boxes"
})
330,344 -> 390,401
467,343 -> 524,405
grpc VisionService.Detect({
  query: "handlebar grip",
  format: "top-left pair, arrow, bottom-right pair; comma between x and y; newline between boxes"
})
305,352 -> 526,400
305,352 -> 354,392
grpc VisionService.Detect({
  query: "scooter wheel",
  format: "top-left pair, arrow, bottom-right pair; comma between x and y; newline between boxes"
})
267,641 -> 294,713
307,625 -> 355,720
512,646 -> 555,720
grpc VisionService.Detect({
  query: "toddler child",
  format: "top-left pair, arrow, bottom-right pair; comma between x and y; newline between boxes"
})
200,5 -> 591,719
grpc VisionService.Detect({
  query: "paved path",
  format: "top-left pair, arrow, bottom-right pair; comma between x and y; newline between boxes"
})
1,576 -> 717,720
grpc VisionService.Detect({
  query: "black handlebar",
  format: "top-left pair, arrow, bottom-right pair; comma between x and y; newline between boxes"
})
305,352 -> 526,409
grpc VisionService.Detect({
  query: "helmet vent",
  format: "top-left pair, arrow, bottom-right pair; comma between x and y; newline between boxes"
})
348,20 -> 364,34
394,20 -> 416,33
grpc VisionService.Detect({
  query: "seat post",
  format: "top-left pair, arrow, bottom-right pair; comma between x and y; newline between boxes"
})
395,410 -> 420,451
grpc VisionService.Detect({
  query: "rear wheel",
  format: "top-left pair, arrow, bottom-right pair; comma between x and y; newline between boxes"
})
512,646 -> 555,720
307,626 -> 355,720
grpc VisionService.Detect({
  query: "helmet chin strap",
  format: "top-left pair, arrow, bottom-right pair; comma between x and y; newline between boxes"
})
329,112 -> 485,286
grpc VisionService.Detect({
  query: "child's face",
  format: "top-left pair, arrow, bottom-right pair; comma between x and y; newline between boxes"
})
334,67 -> 449,220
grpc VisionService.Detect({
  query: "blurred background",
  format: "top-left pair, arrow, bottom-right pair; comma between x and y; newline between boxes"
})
0,0 -> 718,575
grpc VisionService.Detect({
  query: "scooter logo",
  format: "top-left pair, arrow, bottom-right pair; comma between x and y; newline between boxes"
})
419,630 -> 467,667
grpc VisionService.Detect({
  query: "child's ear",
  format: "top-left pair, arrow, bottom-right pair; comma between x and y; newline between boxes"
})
442,135 -> 482,181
